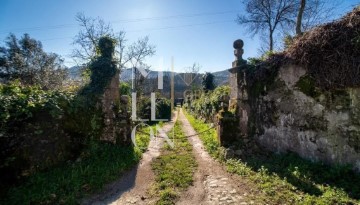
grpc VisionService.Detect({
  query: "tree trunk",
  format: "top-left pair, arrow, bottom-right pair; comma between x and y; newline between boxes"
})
269,31 -> 274,51
296,0 -> 306,35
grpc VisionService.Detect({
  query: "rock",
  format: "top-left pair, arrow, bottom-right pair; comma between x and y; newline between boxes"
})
230,189 -> 237,194
209,184 -> 218,188
219,197 -> 228,201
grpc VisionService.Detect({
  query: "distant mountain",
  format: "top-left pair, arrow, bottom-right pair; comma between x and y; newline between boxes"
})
67,66 -> 82,80
67,66 -> 230,98
120,68 -> 229,86
212,69 -> 230,86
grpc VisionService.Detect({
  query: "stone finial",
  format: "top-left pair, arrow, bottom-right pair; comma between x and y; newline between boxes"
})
233,39 -> 244,61
233,39 -> 244,49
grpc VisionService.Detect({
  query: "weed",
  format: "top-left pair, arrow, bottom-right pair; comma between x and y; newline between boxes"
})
151,120 -> 197,205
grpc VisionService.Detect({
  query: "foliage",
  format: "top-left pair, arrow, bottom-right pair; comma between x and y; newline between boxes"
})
80,36 -> 118,95
183,110 -> 219,158
1,142 -> 142,205
286,6 -> 360,89
0,33 -> 67,90
185,85 -> 230,122
0,81 -> 75,194
134,123 -> 158,152
247,50 -> 277,66
201,72 -> 215,91
151,120 -> 197,205
137,95 -> 171,122
283,34 -> 295,49
0,81 -> 73,133
295,75 -> 321,98
225,153 -> 360,204
119,82 -> 131,96
185,111 -> 360,204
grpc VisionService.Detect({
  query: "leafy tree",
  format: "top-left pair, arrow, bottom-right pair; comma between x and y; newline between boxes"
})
0,33 -> 67,89
237,0 -> 297,51
202,72 -> 215,91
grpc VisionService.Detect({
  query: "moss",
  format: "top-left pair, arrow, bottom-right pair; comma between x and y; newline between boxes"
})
330,89 -> 351,108
249,81 -> 265,98
296,75 -> 321,98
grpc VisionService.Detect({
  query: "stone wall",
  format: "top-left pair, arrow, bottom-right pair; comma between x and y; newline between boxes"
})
232,63 -> 360,171
100,70 -> 131,144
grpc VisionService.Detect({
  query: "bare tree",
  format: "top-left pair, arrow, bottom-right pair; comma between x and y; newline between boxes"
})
295,0 -> 339,35
127,36 -> 155,69
72,13 -> 155,70
237,0 -> 297,51
296,0 -> 306,35
72,13 -> 114,62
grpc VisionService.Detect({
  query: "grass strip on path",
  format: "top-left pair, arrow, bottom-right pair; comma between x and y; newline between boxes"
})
183,109 -> 360,205
151,119 -> 197,205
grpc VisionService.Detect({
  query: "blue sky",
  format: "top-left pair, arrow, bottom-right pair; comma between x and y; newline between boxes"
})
0,0 -> 358,72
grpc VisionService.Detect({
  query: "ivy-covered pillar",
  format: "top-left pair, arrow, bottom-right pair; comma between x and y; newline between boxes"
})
216,95 -> 238,146
86,36 -> 130,144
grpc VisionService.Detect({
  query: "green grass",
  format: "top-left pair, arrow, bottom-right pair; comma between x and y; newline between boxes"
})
1,125 -> 156,205
184,109 -> 360,205
151,120 -> 197,205
183,110 -> 219,157
135,123 -> 161,152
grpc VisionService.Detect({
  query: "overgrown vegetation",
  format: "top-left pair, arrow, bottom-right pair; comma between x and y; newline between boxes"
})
1,121 -> 156,205
226,154 -> 360,204
183,110 -> 219,158
286,6 -> 360,89
151,120 -> 197,205
0,81 -> 75,190
184,85 -> 230,122
137,95 -> 172,123
1,143 -> 142,205
184,111 -> 360,205
0,35 -> 141,204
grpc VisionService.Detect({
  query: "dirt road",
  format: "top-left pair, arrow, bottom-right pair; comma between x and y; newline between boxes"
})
82,112 -> 178,205
176,109 -> 255,205
83,109 -> 257,205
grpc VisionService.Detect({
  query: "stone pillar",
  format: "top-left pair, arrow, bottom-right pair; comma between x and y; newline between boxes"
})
101,70 -> 120,143
228,39 -> 250,137
216,95 -> 238,146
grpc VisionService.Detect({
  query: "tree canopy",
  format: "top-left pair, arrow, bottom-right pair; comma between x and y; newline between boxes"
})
0,33 -> 67,89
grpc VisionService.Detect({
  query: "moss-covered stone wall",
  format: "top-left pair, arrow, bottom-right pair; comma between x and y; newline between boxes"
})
242,64 -> 360,171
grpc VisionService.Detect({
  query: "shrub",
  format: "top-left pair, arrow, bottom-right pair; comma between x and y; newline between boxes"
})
185,85 -> 230,122
0,81 -> 75,189
137,95 -> 171,122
